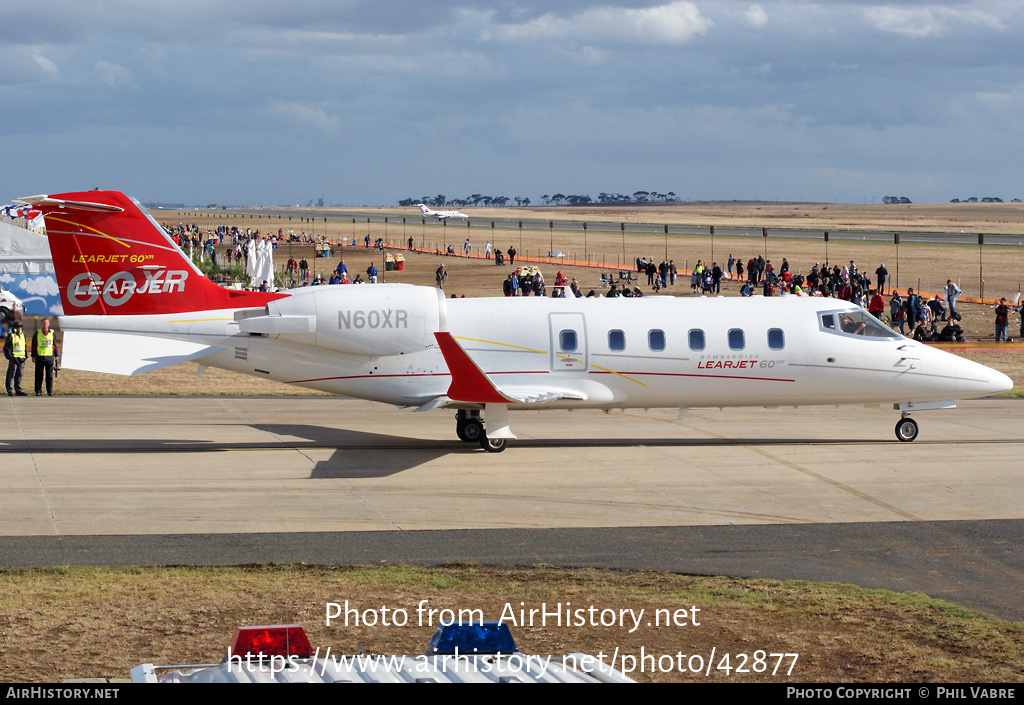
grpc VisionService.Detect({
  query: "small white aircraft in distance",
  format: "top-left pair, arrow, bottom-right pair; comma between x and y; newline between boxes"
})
26,190 -> 1012,452
418,203 -> 469,220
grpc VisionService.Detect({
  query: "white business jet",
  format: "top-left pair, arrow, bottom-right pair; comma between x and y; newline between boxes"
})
418,203 -> 469,220
25,190 -> 1012,452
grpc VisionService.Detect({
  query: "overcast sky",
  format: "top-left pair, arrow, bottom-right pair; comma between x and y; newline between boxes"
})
2,1 -> 1022,206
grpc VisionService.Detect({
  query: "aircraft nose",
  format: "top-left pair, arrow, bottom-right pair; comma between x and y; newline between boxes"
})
984,368 -> 1014,396
958,357 -> 1013,398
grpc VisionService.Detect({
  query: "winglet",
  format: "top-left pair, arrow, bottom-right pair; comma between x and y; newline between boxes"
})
434,332 -> 515,404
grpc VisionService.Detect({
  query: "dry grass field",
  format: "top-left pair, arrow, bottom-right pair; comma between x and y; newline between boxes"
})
46,200 -> 1024,394
466,200 -> 1024,234
3,565 -> 1022,683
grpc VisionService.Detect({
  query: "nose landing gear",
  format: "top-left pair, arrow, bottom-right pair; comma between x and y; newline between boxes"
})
895,415 -> 919,442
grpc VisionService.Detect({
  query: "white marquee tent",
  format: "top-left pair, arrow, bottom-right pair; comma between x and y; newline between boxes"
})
0,218 -> 59,316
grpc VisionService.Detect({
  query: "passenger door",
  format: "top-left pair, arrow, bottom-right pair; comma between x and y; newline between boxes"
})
548,312 -> 588,372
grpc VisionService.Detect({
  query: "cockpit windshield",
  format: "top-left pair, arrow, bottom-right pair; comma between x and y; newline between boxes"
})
820,309 -> 901,340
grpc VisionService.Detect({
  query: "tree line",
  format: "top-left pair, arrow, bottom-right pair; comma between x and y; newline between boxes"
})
949,197 -> 1020,203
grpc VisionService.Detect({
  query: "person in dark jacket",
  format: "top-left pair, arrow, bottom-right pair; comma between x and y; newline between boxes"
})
4,321 -> 28,396
995,298 -> 1010,342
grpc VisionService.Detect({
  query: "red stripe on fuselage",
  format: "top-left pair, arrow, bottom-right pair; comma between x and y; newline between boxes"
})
283,369 -> 793,385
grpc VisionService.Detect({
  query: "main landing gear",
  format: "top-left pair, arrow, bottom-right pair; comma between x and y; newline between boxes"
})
456,410 -> 484,443
455,409 -> 509,453
895,415 -> 919,442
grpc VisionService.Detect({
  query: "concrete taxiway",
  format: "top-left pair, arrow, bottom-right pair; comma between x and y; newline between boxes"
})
2,396 -> 1023,618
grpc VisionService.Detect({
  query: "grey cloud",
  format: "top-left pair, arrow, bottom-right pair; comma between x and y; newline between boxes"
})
3,1 -> 1024,205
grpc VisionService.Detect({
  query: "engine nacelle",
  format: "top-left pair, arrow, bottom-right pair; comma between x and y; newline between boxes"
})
254,284 -> 444,356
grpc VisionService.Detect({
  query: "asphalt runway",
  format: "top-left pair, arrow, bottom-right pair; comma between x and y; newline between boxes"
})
3,396 -> 1023,619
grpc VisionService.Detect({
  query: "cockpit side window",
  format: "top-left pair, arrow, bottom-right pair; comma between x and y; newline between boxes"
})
820,309 -> 899,339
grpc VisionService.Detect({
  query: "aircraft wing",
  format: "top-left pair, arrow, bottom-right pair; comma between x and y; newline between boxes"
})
434,332 -> 586,405
60,330 -> 225,376
488,386 -> 586,404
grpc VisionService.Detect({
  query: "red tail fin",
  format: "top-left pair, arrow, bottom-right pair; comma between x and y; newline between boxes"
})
24,190 -> 282,315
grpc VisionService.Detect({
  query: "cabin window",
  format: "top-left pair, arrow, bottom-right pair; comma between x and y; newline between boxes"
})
728,329 -> 745,351
559,330 -> 578,352
648,329 -> 666,351
821,313 -> 836,330
608,330 -> 625,352
688,329 -> 706,351
768,328 -> 785,350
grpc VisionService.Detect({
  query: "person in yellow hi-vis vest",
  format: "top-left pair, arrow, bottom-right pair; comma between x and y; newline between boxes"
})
31,318 -> 56,396
3,321 -> 28,396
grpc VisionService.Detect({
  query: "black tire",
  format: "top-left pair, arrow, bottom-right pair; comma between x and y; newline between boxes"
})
480,436 -> 507,453
0,307 -> 10,322
458,419 -> 484,443
895,417 -> 919,442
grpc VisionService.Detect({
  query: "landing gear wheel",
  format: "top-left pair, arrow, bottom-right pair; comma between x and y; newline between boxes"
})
895,417 -> 919,442
458,419 -> 484,443
480,436 -> 507,453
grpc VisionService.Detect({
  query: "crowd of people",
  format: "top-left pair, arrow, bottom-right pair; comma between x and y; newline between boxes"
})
59,218 -> 1024,346
502,268 -> 547,296
2,226 -> 1022,403
5,212 -> 1018,406
160,219 -> 1019,339
485,247 -> 1024,343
